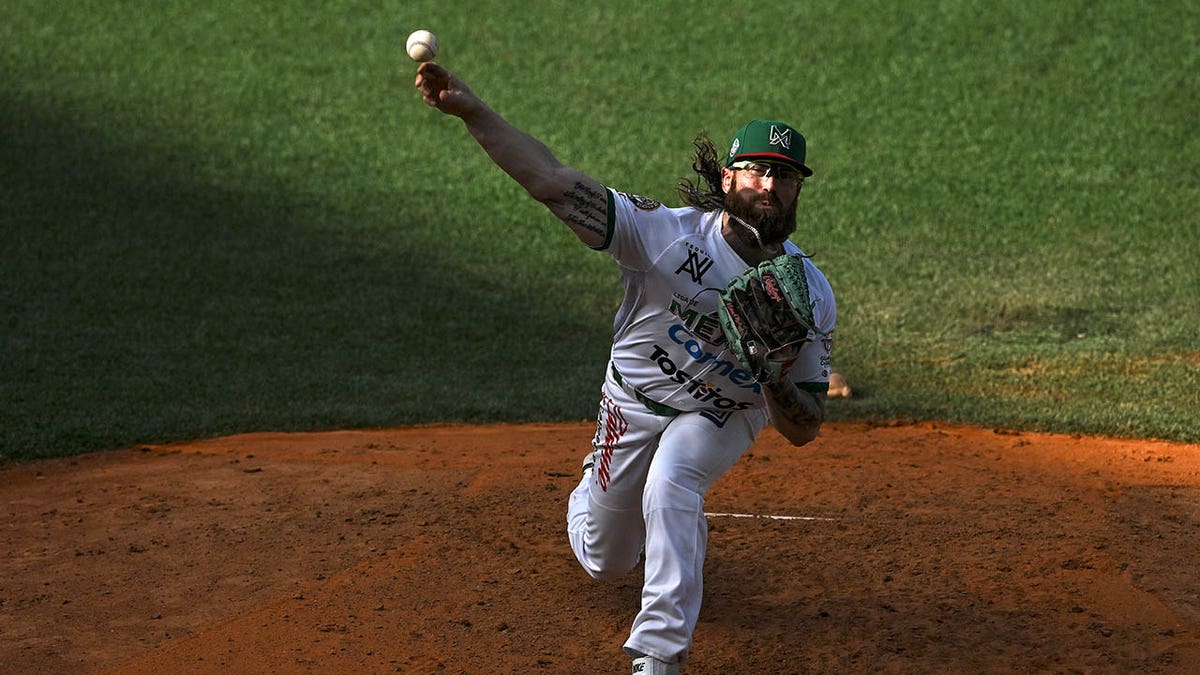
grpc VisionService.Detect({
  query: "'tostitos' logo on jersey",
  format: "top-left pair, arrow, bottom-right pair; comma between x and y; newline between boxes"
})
645,323 -> 763,410
648,345 -> 756,410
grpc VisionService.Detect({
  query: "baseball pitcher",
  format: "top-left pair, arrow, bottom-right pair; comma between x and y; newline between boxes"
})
415,63 -> 835,675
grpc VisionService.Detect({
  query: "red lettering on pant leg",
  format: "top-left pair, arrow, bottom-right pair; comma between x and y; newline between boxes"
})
596,393 -> 628,492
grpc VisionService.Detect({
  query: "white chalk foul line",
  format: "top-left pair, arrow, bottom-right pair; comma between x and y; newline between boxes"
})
705,512 -> 836,522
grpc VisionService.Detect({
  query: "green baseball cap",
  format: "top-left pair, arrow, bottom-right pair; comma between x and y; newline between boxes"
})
726,120 -> 814,177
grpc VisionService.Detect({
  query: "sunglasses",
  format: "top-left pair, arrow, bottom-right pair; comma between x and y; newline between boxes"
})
730,161 -> 803,184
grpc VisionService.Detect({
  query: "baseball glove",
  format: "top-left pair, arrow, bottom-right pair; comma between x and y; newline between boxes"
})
718,253 -> 820,384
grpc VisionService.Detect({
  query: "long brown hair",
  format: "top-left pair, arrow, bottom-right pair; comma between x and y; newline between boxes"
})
676,134 -> 726,211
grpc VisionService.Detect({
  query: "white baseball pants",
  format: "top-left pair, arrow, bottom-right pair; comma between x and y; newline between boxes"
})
567,363 -> 768,663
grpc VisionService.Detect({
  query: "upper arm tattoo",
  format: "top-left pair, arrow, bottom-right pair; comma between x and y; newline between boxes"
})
559,181 -> 610,245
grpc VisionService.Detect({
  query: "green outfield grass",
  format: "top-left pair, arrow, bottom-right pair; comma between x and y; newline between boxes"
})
2,0 -> 1197,460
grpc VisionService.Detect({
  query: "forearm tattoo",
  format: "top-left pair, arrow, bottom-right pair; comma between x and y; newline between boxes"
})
563,181 -> 608,239
765,380 -> 824,424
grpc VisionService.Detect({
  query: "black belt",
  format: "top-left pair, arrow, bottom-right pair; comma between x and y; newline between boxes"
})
611,365 -> 682,417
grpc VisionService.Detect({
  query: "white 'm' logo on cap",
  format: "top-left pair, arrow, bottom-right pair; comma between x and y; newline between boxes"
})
769,125 -> 792,149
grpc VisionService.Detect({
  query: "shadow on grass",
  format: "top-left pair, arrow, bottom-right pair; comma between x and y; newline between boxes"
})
1,95 -> 611,459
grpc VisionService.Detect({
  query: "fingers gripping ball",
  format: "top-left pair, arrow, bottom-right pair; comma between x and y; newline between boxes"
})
718,254 -> 821,384
406,29 -> 439,62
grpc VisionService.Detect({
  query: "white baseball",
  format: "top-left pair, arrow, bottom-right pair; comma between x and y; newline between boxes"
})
406,30 -> 439,62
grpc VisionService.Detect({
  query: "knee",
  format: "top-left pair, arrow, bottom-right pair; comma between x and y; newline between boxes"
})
579,545 -> 642,582
569,517 -> 644,582
586,561 -> 637,583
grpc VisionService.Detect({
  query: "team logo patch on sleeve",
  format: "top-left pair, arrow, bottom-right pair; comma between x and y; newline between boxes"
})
619,191 -> 662,211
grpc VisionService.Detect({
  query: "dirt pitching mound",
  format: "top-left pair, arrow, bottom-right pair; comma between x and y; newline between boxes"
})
3,421 -> 1199,673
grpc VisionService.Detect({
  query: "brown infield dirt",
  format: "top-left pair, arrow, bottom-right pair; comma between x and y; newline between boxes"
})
3,420 -> 1199,674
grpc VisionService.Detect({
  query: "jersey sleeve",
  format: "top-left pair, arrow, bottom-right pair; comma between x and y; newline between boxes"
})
600,188 -> 690,271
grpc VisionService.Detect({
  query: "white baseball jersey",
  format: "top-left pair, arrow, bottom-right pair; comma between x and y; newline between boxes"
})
569,187 -> 838,663
597,188 -> 836,419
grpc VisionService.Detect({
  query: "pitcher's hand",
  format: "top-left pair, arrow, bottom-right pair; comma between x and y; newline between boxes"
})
414,62 -> 482,118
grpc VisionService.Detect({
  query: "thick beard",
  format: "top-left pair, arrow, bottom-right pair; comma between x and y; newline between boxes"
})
723,188 -> 798,247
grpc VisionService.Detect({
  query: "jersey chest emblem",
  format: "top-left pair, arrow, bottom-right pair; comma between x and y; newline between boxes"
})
674,244 -> 714,284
